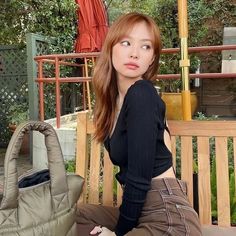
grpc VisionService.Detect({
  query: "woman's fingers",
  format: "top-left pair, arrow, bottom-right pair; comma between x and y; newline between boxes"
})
90,225 -> 103,235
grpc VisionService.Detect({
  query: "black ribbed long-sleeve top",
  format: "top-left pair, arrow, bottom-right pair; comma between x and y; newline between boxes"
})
104,79 -> 172,236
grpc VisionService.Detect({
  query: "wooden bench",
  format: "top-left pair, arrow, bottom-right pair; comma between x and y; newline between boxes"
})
76,111 -> 236,234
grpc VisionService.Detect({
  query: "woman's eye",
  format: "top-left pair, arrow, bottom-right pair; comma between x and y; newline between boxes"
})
120,41 -> 130,46
142,45 -> 151,50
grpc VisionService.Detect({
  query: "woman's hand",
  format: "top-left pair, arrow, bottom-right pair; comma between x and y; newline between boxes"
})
90,226 -> 116,235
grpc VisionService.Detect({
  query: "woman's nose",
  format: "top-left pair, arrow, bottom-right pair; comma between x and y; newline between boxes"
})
130,54 -> 138,59
129,46 -> 139,59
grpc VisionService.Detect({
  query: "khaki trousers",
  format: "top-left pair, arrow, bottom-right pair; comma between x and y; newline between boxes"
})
76,178 -> 202,236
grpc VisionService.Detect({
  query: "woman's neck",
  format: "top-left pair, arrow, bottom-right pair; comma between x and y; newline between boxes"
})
116,76 -> 142,100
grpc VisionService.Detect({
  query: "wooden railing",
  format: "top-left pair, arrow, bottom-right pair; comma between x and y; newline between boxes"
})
76,111 -> 236,229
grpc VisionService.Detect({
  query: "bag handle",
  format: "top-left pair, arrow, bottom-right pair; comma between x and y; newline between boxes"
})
0,121 -> 69,211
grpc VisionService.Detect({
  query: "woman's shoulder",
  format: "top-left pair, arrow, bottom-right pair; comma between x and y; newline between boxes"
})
124,79 -> 165,116
123,79 -> 161,109
127,79 -> 156,98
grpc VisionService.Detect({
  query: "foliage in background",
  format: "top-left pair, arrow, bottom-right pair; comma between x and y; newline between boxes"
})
106,0 -> 236,92
107,0 -> 210,77
1,0 -> 236,92
106,0 -> 157,24
1,0 -> 236,59
8,101 -> 29,125
153,0 -> 218,91
193,112 -> 219,121
0,0 -> 81,119
199,0 -> 236,73
154,0 -> 210,85
65,159 -> 76,173
1,1 -> 236,109
0,0 -> 77,54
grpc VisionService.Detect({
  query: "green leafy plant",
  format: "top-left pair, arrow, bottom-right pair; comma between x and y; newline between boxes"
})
229,171 -> 236,225
8,102 -> 29,126
193,112 -> 219,121
65,159 -> 76,173
211,156 -> 217,221
0,0 -> 77,53
156,77 -> 182,93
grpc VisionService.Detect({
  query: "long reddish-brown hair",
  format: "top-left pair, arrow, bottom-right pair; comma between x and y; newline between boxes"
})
92,12 -> 162,142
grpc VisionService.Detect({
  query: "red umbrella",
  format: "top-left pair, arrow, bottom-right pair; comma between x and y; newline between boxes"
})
75,0 -> 109,52
74,0 -> 108,110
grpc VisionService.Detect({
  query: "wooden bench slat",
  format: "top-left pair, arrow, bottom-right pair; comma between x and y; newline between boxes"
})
197,137 -> 211,225
103,150 -> 114,206
171,136 -> 176,170
181,136 -> 193,206
215,137 -> 230,227
76,111 -> 87,177
169,120 -> 236,137
89,139 -> 101,204
76,111 -> 89,203
87,120 -> 95,134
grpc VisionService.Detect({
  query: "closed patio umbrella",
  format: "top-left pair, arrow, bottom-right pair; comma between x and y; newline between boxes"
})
75,0 -> 108,52
74,0 -> 108,110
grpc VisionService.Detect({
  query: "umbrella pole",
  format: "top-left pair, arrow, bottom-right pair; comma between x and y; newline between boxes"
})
178,0 -> 191,120
84,58 -> 92,110
86,82 -> 91,110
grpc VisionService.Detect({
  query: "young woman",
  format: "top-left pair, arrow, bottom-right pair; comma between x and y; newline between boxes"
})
76,12 -> 202,236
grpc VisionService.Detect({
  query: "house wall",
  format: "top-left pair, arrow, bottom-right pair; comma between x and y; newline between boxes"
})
198,78 -> 236,117
195,27 -> 236,117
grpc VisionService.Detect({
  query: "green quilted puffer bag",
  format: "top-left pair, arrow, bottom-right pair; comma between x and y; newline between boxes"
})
0,121 -> 84,236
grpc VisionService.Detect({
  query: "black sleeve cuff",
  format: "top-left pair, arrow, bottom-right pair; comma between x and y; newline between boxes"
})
114,230 -> 123,236
115,213 -> 137,236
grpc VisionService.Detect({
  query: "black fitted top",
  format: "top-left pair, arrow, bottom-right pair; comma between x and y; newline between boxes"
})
104,80 -> 172,236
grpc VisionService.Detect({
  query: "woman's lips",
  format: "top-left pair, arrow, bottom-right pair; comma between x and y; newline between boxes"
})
124,63 -> 139,70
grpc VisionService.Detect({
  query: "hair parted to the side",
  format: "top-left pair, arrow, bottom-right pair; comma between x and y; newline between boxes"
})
92,12 -> 162,142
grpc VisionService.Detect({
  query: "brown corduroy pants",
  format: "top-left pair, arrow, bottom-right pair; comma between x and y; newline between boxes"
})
76,178 -> 202,236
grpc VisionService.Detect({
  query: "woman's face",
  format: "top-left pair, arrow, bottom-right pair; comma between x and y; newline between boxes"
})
112,21 -> 155,82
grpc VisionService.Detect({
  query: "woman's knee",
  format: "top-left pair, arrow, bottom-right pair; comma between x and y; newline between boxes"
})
76,203 -> 94,223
